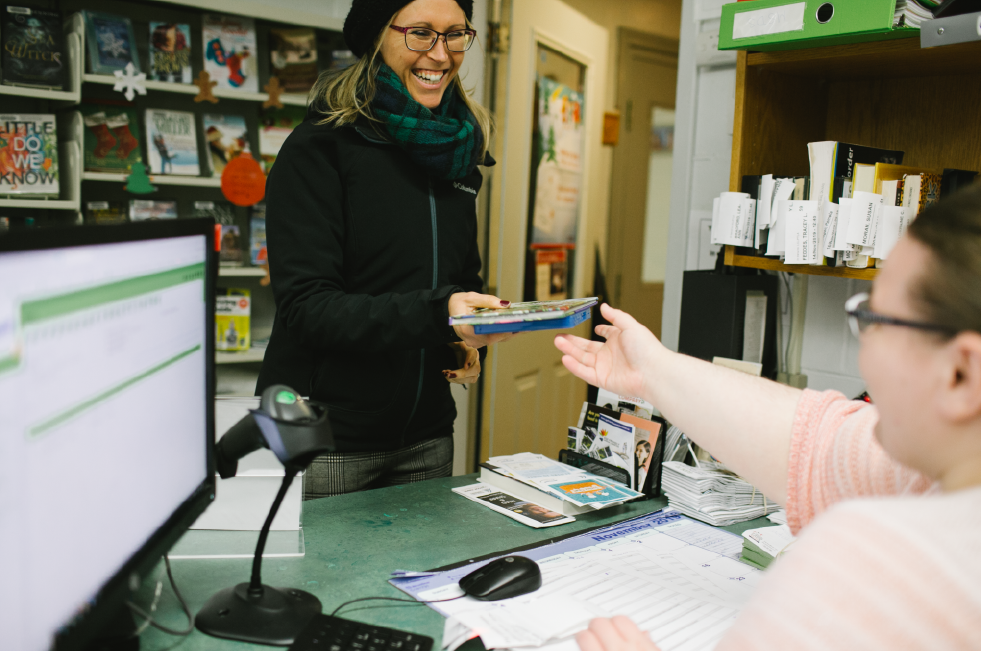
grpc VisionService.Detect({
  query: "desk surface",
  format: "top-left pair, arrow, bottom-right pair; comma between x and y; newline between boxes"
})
141,474 -> 771,650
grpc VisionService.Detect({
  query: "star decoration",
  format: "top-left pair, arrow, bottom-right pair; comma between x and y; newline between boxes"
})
99,32 -> 129,58
112,62 -> 146,102
193,70 -> 219,104
263,76 -> 284,109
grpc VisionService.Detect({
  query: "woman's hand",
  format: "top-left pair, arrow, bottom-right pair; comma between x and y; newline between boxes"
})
554,303 -> 664,400
576,617 -> 660,651
444,342 -> 480,384
449,292 -> 517,349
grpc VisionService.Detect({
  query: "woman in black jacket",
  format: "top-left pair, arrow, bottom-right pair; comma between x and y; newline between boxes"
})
256,0 -> 511,497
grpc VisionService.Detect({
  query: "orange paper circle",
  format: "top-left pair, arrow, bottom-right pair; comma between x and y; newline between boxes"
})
221,154 -> 266,207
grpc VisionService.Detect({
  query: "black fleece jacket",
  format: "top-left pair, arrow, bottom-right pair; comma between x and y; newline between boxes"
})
255,116 -> 490,452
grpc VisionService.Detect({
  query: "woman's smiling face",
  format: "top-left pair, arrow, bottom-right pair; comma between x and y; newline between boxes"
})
380,0 -> 468,109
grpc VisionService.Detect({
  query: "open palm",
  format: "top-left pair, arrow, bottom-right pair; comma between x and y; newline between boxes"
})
554,304 -> 662,401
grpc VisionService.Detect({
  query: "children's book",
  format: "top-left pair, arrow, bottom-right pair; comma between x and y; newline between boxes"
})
258,106 -> 304,173
80,104 -> 141,173
203,114 -> 250,176
148,22 -> 192,83
145,109 -> 200,176
0,114 -> 58,196
249,203 -> 266,266
449,297 -> 598,334
84,200 -> 127,224
82,11 -> 139,75
269,27 -> 318,93
202,14 -> 258,92
129,199 -> 177,221
216,288 -> 251,351
1,5 -> 64,89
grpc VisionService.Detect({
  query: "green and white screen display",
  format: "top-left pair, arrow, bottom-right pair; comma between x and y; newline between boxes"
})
0,235 -> 208,651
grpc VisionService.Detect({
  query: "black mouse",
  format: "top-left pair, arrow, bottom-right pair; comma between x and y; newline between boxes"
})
458,555 -> 542,601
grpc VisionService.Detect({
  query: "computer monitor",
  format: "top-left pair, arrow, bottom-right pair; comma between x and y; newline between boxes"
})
0,220 -> 217,651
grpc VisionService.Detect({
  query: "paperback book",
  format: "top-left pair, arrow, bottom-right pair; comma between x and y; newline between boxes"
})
1,5 -> 64,89
258,106 -> 304,173
203,113 -> 250,176
145,109 -> 200,176
84,200 -> 127,224
269,27 -> 318,93
82,11 -> 139,75
148,22 -> 192,83
80,104 -> 142,173
216,288 -> 251,351
0,113 -> 58,196
129,199 -> 177,221
202,14 -> 258,93
250,203 -> 266,266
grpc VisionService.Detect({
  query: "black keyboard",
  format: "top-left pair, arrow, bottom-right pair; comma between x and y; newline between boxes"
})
290,614 -> 434,651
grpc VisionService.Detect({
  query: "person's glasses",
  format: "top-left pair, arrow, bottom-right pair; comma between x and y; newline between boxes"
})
389,25 -> 476,52
844,292 -> 956,339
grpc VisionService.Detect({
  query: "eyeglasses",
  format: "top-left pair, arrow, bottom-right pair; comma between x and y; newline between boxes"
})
389,25 -> 476,52
844,292 -> 956,339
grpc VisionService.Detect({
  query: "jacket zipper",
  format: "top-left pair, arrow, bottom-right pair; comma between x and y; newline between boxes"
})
401,180 -> 440,444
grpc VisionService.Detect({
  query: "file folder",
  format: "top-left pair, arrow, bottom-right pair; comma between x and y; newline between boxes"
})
720,0 -> 918,52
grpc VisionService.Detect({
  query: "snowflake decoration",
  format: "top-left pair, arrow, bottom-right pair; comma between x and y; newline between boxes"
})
113,62 -> 147,102
98,32 -> 129,58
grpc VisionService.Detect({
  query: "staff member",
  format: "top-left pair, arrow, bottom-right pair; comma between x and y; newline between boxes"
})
257,0 -> 510,498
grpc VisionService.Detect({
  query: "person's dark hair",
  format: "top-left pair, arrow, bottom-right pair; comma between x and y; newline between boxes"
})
907,182 -> 981,336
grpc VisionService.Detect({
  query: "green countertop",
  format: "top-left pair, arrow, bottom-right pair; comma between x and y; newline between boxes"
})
139,473 -> 772,650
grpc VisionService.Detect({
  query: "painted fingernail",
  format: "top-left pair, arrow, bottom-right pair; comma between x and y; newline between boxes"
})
447,373 -> 458,378
501,301 -> 511,307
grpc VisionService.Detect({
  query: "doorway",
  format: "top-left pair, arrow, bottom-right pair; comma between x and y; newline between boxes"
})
607,29 -> 679,338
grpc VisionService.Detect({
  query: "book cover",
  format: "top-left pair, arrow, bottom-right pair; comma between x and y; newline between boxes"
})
269,27 -> 318,93
148,22 -> 191,83
145,109 -> 200,176
84,200 -> 127,224
202,14 -> 258,93
80,104 -> 142,173
918,173 -> 942,214
129,199 -> 177,221
216,288 -> 251,351
193,199 -> 244,266
329,49 -> 358,71
0,113 -> 58,195
249,203 -> 266,266
1,5 -> 64,89
83,11 -> 139,75
203,113 -> 250,176
258,106 -> 304,173
449,297 -> 597,325
190,199 -> 235,224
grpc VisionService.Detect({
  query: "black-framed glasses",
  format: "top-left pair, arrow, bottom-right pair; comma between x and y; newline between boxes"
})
389,25 -> 476,52
844,292 -> 956,339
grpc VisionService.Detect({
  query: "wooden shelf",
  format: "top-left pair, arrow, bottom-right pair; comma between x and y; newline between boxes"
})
0,84 -> 79,101
145,0 -> 344,32
82,74 -> 308,106
219,267 -> 267,277
216,347 -> 265,365
0,197 -> 80,210
724,246 -> 876,280
82,172 -> 223,187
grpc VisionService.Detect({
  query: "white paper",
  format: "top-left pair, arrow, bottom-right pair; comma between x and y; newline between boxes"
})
757,174 -> 775,229
712,192 -> 751,246
781,200 -> 819,264
452,483 -> 576,528
874,206 -> 912,260
765,180 -> 796,256
742,524 -> 795,558
846,191 -> 884,248
821,202 -> 838,258
732,2 -> 805,39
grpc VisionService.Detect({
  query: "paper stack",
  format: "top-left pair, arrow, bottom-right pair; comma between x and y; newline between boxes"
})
479,452 -> 644,516
741,524 -> 795,569
661,460 -> 781,526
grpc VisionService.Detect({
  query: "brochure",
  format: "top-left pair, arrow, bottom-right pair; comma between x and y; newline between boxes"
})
452,483 -> 575,528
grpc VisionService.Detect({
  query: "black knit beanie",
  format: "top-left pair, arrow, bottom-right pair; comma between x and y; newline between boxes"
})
343,0 -> 474,58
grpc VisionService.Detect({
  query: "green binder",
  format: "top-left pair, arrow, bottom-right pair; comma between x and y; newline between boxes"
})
719,0 -> 919,52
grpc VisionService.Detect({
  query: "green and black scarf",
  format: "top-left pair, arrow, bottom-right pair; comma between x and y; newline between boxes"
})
370,63 -> 485,181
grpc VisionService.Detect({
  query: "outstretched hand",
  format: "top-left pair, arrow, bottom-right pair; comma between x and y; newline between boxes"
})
554,303 -> 662,401
576,617 -> 660,651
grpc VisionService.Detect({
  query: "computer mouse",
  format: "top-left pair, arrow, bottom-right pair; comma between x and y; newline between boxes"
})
458,555 -> 542,601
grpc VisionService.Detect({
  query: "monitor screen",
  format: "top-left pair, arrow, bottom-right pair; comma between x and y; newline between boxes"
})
0,222 -> 215,650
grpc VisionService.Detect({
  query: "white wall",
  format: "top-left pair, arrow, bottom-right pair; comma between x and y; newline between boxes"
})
662,0 -> 867,397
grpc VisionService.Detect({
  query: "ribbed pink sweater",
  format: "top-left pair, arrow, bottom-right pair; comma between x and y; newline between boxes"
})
717,389 -> 981,650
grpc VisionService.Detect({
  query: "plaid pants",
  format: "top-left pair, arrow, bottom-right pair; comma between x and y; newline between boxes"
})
302,436 -> 453,500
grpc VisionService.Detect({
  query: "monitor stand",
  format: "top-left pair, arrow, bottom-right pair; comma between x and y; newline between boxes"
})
195,469 -> 322,645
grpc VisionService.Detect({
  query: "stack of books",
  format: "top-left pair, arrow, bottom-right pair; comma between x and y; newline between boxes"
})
661,460 -> 781,527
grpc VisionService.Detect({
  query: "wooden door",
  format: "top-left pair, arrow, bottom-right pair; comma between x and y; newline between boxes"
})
608,29 -> 679,338
479,0 -> 609,461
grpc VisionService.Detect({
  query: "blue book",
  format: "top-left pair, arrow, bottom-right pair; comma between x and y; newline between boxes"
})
83,11 -> 139,75
450,297 -> 597,335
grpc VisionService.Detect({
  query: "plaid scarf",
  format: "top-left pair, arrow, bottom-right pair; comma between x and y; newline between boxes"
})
370,63 -> 484,181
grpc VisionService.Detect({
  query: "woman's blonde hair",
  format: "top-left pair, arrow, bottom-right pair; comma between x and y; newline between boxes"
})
309,14 -> 492,160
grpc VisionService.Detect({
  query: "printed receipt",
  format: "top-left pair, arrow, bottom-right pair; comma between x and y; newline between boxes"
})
390,510 -> 761,651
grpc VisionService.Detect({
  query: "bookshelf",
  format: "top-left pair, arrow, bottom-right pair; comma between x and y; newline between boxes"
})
725,37 -> 981,279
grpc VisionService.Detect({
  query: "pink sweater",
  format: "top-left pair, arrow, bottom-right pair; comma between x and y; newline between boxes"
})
717,389 -> 981,650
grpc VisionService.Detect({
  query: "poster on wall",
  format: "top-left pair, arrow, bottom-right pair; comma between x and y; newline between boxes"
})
531,76 -> 584,246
